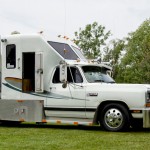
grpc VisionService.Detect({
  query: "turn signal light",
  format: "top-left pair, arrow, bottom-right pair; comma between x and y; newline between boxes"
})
146,103 -> 150,107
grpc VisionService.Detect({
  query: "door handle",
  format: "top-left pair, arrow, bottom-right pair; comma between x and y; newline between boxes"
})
18,58 -> 20,69
50,87 -> 56,90
37,68 -> 43,74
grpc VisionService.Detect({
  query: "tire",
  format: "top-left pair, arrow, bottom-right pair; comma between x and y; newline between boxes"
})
99,103 -> 130,132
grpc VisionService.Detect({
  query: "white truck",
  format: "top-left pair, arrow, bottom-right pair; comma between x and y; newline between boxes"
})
0,33 -> 150,132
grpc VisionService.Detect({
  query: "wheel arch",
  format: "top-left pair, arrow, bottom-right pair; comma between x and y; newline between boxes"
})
93,100 -> 131,124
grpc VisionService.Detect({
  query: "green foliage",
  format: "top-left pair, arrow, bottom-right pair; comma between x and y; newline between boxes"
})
102,18 -> 150,83
74,22 -> 111,59
118,19 -> 150,83
103,39 -> 125,80
74,19 -> 150,83
1,123 -> 150,150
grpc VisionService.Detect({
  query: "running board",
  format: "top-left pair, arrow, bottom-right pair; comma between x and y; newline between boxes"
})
42,117 -> 93,126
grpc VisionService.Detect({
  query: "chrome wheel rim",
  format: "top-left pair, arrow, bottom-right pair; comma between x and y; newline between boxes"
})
104,108 -> 123,129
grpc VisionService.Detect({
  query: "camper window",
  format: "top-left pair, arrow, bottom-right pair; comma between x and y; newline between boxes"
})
6,44 -> 16,69
48,41 -> 78,60
71,46 -> 86,60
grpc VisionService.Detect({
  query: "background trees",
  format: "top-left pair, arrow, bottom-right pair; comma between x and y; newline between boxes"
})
74,18 -> 150,83
117,19 -> 150,83
74,22 -> 111,59
103,39 -> 125,82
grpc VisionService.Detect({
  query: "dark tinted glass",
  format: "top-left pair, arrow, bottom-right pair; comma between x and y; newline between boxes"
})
6,44 -> 16,69
53,67 -> 83,83
48,41 -> 78,60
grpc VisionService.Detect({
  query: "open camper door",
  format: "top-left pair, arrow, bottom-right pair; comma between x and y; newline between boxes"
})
35,52 -> 43,92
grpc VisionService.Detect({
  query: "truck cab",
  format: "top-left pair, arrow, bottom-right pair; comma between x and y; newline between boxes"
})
45,63 -> 114,118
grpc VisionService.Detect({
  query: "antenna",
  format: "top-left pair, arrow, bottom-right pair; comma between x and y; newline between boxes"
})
63,0 -> 67,37
63,0 -> 67,56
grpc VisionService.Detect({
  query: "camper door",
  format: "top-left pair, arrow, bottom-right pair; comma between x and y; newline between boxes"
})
1,36 -> 22,99
35,52 -> 43,92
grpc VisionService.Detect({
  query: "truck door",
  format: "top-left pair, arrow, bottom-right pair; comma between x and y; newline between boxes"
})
35,52 -> 43,92
46,66 -> 86,118
1,37 -> 22,99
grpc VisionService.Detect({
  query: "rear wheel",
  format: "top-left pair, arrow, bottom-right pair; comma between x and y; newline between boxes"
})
99,103 -> 130,132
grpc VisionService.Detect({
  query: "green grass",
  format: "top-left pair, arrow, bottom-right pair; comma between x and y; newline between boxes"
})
1,123 -> 150,150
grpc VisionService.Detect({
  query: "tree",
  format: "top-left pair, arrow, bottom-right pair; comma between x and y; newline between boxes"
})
74,22 -> 111,59
103,39 -> 125,81
118,18 -> 150,83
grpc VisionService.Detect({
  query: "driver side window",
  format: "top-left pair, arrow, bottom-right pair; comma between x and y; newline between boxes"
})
52,67 -> 83,83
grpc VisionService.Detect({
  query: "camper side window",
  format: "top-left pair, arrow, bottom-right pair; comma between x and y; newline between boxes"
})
6,44 -> 16,69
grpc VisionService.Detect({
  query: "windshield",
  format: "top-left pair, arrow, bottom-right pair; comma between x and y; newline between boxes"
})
82,66 -> 115,83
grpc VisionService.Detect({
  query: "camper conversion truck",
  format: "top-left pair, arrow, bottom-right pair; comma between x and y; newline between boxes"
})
0,33 -> 150,132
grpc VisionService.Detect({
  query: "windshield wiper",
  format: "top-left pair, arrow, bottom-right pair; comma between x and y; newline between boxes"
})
94,80 -> 115,83
94,80 -> 104,82
107,81 -> 115,83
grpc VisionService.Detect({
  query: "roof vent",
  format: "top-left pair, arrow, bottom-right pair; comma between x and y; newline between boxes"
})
11,31 -> 20,35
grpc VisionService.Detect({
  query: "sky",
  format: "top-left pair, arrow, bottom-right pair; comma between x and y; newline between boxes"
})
0,0 -> 149,40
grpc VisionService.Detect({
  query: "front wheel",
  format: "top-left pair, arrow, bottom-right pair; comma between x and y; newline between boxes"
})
99,103 -> 130,132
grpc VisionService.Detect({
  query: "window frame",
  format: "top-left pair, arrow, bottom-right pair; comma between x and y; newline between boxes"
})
52,66 -> 83,84
6,44 -> 16,69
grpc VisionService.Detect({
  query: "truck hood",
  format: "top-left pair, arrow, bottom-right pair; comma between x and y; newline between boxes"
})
85,83 -> 150,93
85,83 -> 150,108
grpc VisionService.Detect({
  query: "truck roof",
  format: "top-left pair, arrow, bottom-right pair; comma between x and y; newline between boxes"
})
66,60 -> 112,70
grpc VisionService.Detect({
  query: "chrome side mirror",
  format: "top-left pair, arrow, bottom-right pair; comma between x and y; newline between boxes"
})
62,81 -> 67,88
59,61 -> 67,88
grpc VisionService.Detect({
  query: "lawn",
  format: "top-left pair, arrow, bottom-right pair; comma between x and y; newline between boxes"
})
0,123 -> 150,150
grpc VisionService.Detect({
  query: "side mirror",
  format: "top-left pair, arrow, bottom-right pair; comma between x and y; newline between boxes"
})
59,61 -> 67,88
62,81 -> 67,88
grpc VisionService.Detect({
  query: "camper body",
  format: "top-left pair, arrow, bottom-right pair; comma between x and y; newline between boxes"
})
0,33 -> 150,132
